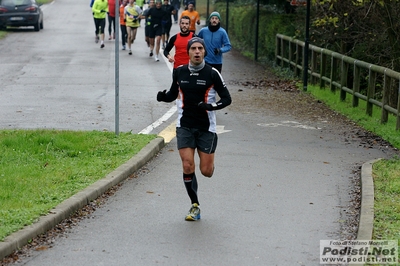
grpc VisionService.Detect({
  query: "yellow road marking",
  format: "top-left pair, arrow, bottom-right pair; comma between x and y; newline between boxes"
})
158,121 -> 176,143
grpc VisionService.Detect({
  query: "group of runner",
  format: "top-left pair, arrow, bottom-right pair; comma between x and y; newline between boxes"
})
91,0 -> 231,72
91,0 -> 178,59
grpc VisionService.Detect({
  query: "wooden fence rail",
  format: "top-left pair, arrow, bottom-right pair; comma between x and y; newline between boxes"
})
275,33 -> 400,130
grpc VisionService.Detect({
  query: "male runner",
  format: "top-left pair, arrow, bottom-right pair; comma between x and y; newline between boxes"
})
156,37 -> 232,221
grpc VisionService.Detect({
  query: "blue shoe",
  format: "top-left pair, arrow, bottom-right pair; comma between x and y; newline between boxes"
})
185,203 -> 200,221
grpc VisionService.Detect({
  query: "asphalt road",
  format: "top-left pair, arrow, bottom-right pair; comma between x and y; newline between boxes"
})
0,0 -> 173,133
0,0 -> 396,265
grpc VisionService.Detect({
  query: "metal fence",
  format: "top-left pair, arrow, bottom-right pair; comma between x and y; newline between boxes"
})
275,33 -> 400,130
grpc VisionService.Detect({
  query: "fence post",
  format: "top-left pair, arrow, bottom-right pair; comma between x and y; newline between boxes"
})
340,57 -> 348,101
381,71 -> 390,124
353,62 -> 360,107
397,80 -> 400,130
366,65 -> 376,116
311,50 -> 317,84
295,42 -> 301,77
275,35 -> 279,66
330,54 -> 337,92
280,38 -> 285,68
289,41 -> 293,72
320,50 -> 326,89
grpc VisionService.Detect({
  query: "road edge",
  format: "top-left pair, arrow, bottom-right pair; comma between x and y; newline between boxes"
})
0,137 -> 165,260
356,158 -> 381,241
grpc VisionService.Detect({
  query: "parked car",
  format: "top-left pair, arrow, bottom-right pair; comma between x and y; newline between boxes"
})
0,0 -> 43,31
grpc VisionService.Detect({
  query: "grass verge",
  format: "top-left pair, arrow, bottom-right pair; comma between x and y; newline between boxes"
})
372,159 -> 400,241
0,129 -> 156,241
305,85 -> 400,257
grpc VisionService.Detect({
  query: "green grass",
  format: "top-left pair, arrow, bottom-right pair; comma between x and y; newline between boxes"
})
372,159 -> 400,241
0,130 -> 156,241
305,84 -> 400,251
36,0 -> 51,4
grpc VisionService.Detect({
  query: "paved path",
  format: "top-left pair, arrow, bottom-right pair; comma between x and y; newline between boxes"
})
8,56 -> 394,265
0,0 -> 397,265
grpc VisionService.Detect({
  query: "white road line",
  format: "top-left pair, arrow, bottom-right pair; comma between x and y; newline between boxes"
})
138,47 -> 176,134
139,105 -> 177,134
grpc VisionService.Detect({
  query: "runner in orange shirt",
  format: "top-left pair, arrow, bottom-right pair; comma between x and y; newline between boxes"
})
180,2 -> 200,33
119,0 -> 128,50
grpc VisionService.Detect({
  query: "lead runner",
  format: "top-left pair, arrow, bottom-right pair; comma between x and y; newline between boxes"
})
156,37 -> 232,221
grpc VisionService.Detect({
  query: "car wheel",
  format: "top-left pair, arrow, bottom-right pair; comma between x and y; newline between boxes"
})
34,20 -> 40,31
40,19 -> 43,29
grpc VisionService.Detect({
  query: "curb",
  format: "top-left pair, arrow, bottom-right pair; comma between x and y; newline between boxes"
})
356,158 -> 381,241
0,137 -> 165,260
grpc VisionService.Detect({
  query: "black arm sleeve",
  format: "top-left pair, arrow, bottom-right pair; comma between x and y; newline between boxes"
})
163,35 -> 177,58
163,68 -> 180,102
211,69 -> 232,110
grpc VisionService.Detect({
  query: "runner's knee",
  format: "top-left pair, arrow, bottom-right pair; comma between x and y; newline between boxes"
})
200,165 -> 214,177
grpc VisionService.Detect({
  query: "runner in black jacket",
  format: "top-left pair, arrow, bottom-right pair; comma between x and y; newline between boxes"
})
146,0 -> 167,61
157,37 -> 232,221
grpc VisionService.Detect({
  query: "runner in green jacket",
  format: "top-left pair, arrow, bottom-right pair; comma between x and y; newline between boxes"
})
92,0 -> 109,48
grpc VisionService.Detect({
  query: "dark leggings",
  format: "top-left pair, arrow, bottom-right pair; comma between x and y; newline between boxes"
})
120,24 -> 127,46
94,18 -> 106,35
108,14 -> 115,35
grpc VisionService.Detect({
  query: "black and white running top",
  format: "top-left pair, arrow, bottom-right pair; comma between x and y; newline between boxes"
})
163,64 -> 232,133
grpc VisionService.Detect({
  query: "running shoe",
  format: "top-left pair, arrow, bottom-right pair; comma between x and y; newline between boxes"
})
129,50 -> 132,55
149,51 -> 153,57
95,36 -> 99,43
185,203 -> 200,221
122,45 -> 126,50
155,56 -> 159,62
100,43 -> 104,48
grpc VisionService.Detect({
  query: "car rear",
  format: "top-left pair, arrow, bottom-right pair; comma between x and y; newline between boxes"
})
0,0 -> 42,30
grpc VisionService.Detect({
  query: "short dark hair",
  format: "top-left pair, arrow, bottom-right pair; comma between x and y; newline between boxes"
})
180,15 -> 191,23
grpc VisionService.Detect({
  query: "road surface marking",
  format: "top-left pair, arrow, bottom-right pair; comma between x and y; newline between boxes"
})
138,105 -> 177,134
258,121 -> 320,130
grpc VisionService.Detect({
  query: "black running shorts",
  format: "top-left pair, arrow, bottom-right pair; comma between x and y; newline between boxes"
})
176,127 -> 218,154
149,24 -> 163,38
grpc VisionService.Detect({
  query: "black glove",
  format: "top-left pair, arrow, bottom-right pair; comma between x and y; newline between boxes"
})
157,90 -> 167,102
214,48 -> 220,55
101,10 -> 106,12
198,101 -> 214,111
